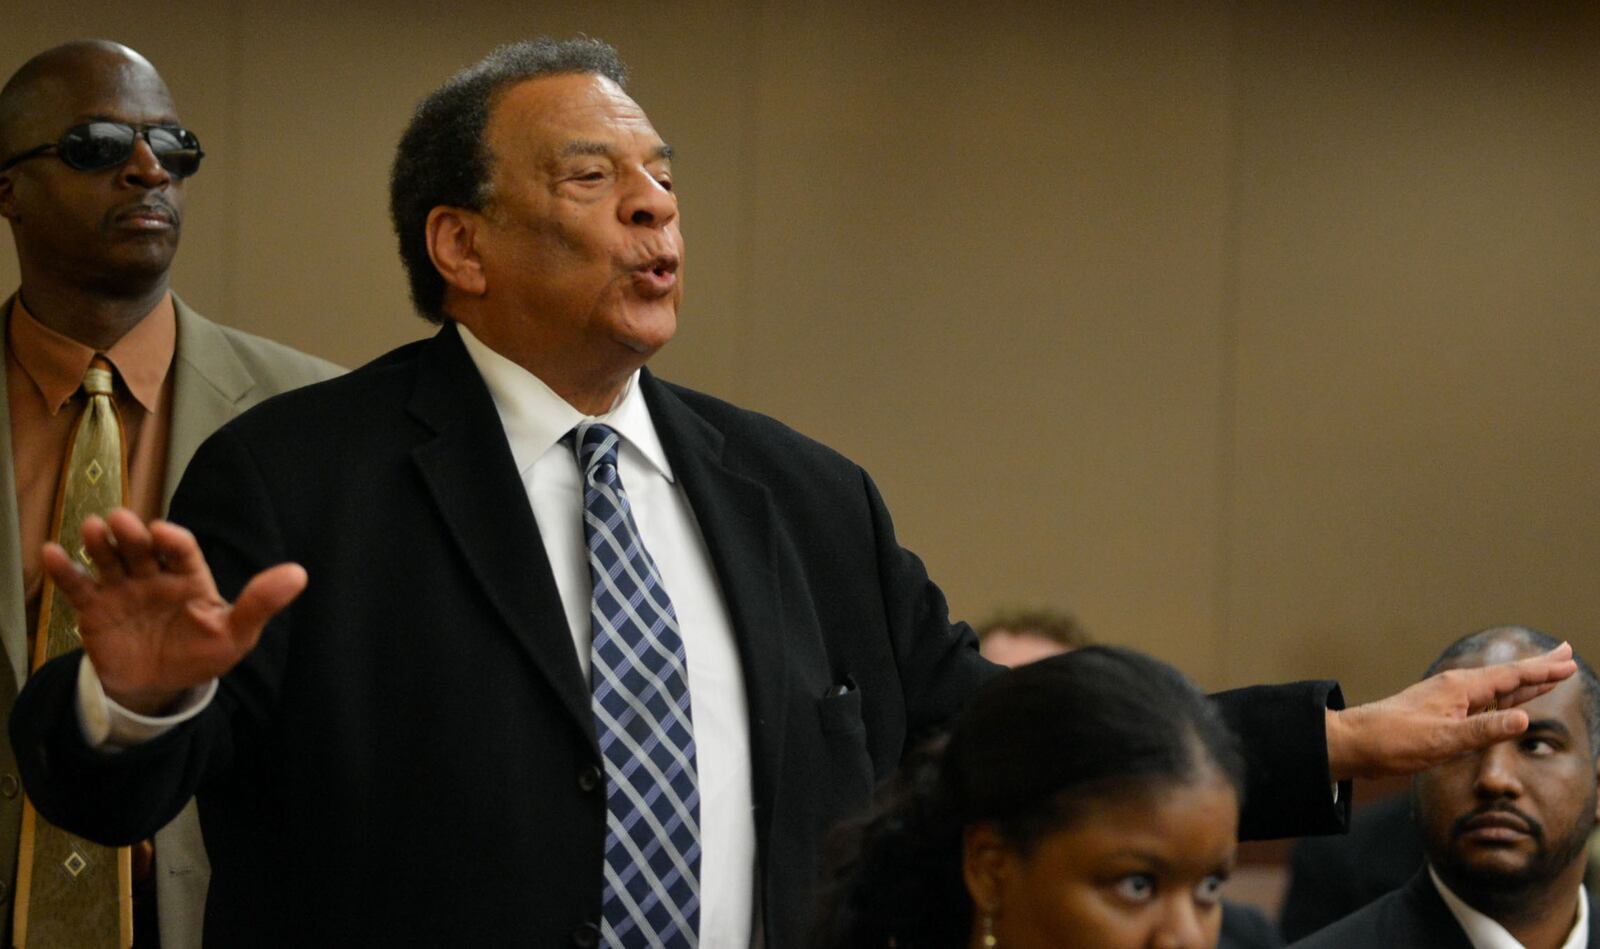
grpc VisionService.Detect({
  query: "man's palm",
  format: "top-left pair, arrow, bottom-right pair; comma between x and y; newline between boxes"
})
42,509 -> 306,715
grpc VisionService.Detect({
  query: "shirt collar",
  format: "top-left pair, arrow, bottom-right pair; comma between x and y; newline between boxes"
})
456,323 -> 674,482
8,293 -> 176,415
1429,863 -> 1590,949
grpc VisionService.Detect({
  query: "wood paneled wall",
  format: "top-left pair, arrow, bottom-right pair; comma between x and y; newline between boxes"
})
4,1 -> 1595,699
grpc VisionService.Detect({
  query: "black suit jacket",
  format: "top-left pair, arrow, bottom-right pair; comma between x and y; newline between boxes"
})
1290,868 -> 1598,949
1278,792 -> 1424,941
11,325 -> 1347,947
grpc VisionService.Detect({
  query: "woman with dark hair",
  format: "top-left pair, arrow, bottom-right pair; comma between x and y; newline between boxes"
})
814,645 -> 1248,948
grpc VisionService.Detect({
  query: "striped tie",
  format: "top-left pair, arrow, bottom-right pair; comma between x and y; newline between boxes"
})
575,422 -> 700,946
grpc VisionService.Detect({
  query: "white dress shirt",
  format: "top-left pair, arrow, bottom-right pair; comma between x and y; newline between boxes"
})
459,326 -> 755,946
79,324 -> 758,946
1430,864 -> 1590,949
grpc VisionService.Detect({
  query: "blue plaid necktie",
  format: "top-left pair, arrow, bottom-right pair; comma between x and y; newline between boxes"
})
575,422 -> 701,946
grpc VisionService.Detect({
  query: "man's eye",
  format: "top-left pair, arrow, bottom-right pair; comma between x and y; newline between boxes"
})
1113,875 -> 1155,903
656,177 -> 673,192
1195,874 -> 1227,907
1522,738 -> 1556,756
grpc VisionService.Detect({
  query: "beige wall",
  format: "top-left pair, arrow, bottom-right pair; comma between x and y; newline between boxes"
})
3,1 -> 1595,700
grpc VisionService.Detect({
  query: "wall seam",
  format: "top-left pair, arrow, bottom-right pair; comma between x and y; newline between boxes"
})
1212,0 -> 1246,688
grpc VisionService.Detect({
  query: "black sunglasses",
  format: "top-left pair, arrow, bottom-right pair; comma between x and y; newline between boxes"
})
0,121 -> 204,178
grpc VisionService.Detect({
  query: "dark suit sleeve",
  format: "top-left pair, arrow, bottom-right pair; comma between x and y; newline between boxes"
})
9,424 -> 287,845
8,652 -> 227,845
860,471 -> 998,738
1215,681 -> 1350,840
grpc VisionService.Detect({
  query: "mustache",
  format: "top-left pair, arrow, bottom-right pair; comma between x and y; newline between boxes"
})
105,195 -> 180,228
1451,803 -> 1544,843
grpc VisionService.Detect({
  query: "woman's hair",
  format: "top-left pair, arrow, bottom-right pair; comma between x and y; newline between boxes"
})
812,645 -> 1245,948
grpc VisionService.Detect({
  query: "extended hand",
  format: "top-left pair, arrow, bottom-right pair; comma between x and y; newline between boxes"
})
41,508 -> 306,716
1324,642 -> 1576,780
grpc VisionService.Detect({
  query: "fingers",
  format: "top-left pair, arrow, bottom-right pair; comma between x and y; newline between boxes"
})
1471,645 -> 1577,710
218,563 -> 308,648
109,513 -> 162,579
147,520 -> 211,579
79,514 -> 126,581
40,541 -> 96,603
78,509 -> 169,582
1446,709 -> 1530,755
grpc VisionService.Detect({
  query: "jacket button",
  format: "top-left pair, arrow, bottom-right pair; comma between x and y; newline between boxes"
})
0,774 -> 16,799
570,921 -> 600,947
578,764 -> 603,793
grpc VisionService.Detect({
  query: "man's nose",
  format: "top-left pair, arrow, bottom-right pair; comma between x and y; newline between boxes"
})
120,136 -> 171,189
618,167 -> 676,228
1473,743 -> 1524,799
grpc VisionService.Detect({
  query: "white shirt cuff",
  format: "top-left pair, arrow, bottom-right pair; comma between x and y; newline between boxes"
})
75,655 -> 218,751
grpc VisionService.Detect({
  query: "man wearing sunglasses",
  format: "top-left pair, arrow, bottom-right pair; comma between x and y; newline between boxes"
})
0,40 -> 337,948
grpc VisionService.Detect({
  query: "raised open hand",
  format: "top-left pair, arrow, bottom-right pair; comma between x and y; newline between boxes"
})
1324,641 -> 1576,780
41,507 -> 306,716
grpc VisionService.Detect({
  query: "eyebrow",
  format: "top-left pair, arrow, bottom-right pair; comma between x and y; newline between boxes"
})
1104,849 -> 1169,870
559,140 -> 673,161
1101,849 -> 1236,873
1526,718 -> 1572,741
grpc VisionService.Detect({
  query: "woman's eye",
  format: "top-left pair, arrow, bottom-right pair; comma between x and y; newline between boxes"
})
1195,874 -> 1227,907
1114,875 -> 1156,903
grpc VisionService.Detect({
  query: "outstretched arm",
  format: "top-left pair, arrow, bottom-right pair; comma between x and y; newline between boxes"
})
41,507 -> 306,716
1324,642 -> 1575,780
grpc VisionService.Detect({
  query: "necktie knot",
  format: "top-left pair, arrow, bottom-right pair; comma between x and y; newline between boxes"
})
82,356 -> 115,398
574,421 -> 621,478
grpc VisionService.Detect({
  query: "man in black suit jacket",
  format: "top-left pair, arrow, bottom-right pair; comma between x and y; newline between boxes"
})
1293,627 -> 1600,949
7,39 -> 1580,947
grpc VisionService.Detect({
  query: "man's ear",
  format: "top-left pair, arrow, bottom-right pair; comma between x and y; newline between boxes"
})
425,205 -> 486,297
1592,755 -> 1599,823
961,822 -> 1010,916
0,171 -> 18,222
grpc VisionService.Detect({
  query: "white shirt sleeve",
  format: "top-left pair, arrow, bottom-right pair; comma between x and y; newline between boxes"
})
75,655 -> 218,751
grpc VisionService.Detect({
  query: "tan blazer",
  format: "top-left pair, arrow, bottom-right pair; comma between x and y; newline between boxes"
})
0,296 -> 340,948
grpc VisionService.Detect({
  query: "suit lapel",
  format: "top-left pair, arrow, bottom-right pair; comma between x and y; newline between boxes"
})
0,297 -> 28,689
0,297 -> 252,690
642,373 -> 790,863
407,325 -> 595,748
166,299 -> 255,510
1404,869 -> 1482,949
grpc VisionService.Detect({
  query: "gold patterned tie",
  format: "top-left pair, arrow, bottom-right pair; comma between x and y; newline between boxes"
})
12,357 -> 132,948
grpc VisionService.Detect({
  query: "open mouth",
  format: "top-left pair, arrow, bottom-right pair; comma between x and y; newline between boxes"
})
641,255 -> 678,279
631,254 -> 680,295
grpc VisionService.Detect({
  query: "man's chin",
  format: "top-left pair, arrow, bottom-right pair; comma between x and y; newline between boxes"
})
612,308 -> 677,357
1443,849 -> 1542,891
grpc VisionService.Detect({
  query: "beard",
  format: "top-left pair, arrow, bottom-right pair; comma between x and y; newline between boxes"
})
1430,790 -> 1597,919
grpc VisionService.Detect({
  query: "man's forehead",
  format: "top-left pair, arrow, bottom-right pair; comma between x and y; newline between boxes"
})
17,56 -> 177,132
1436,635 -> 1540,675
1516,676 -> 1589,725
491,73 -> 662,154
